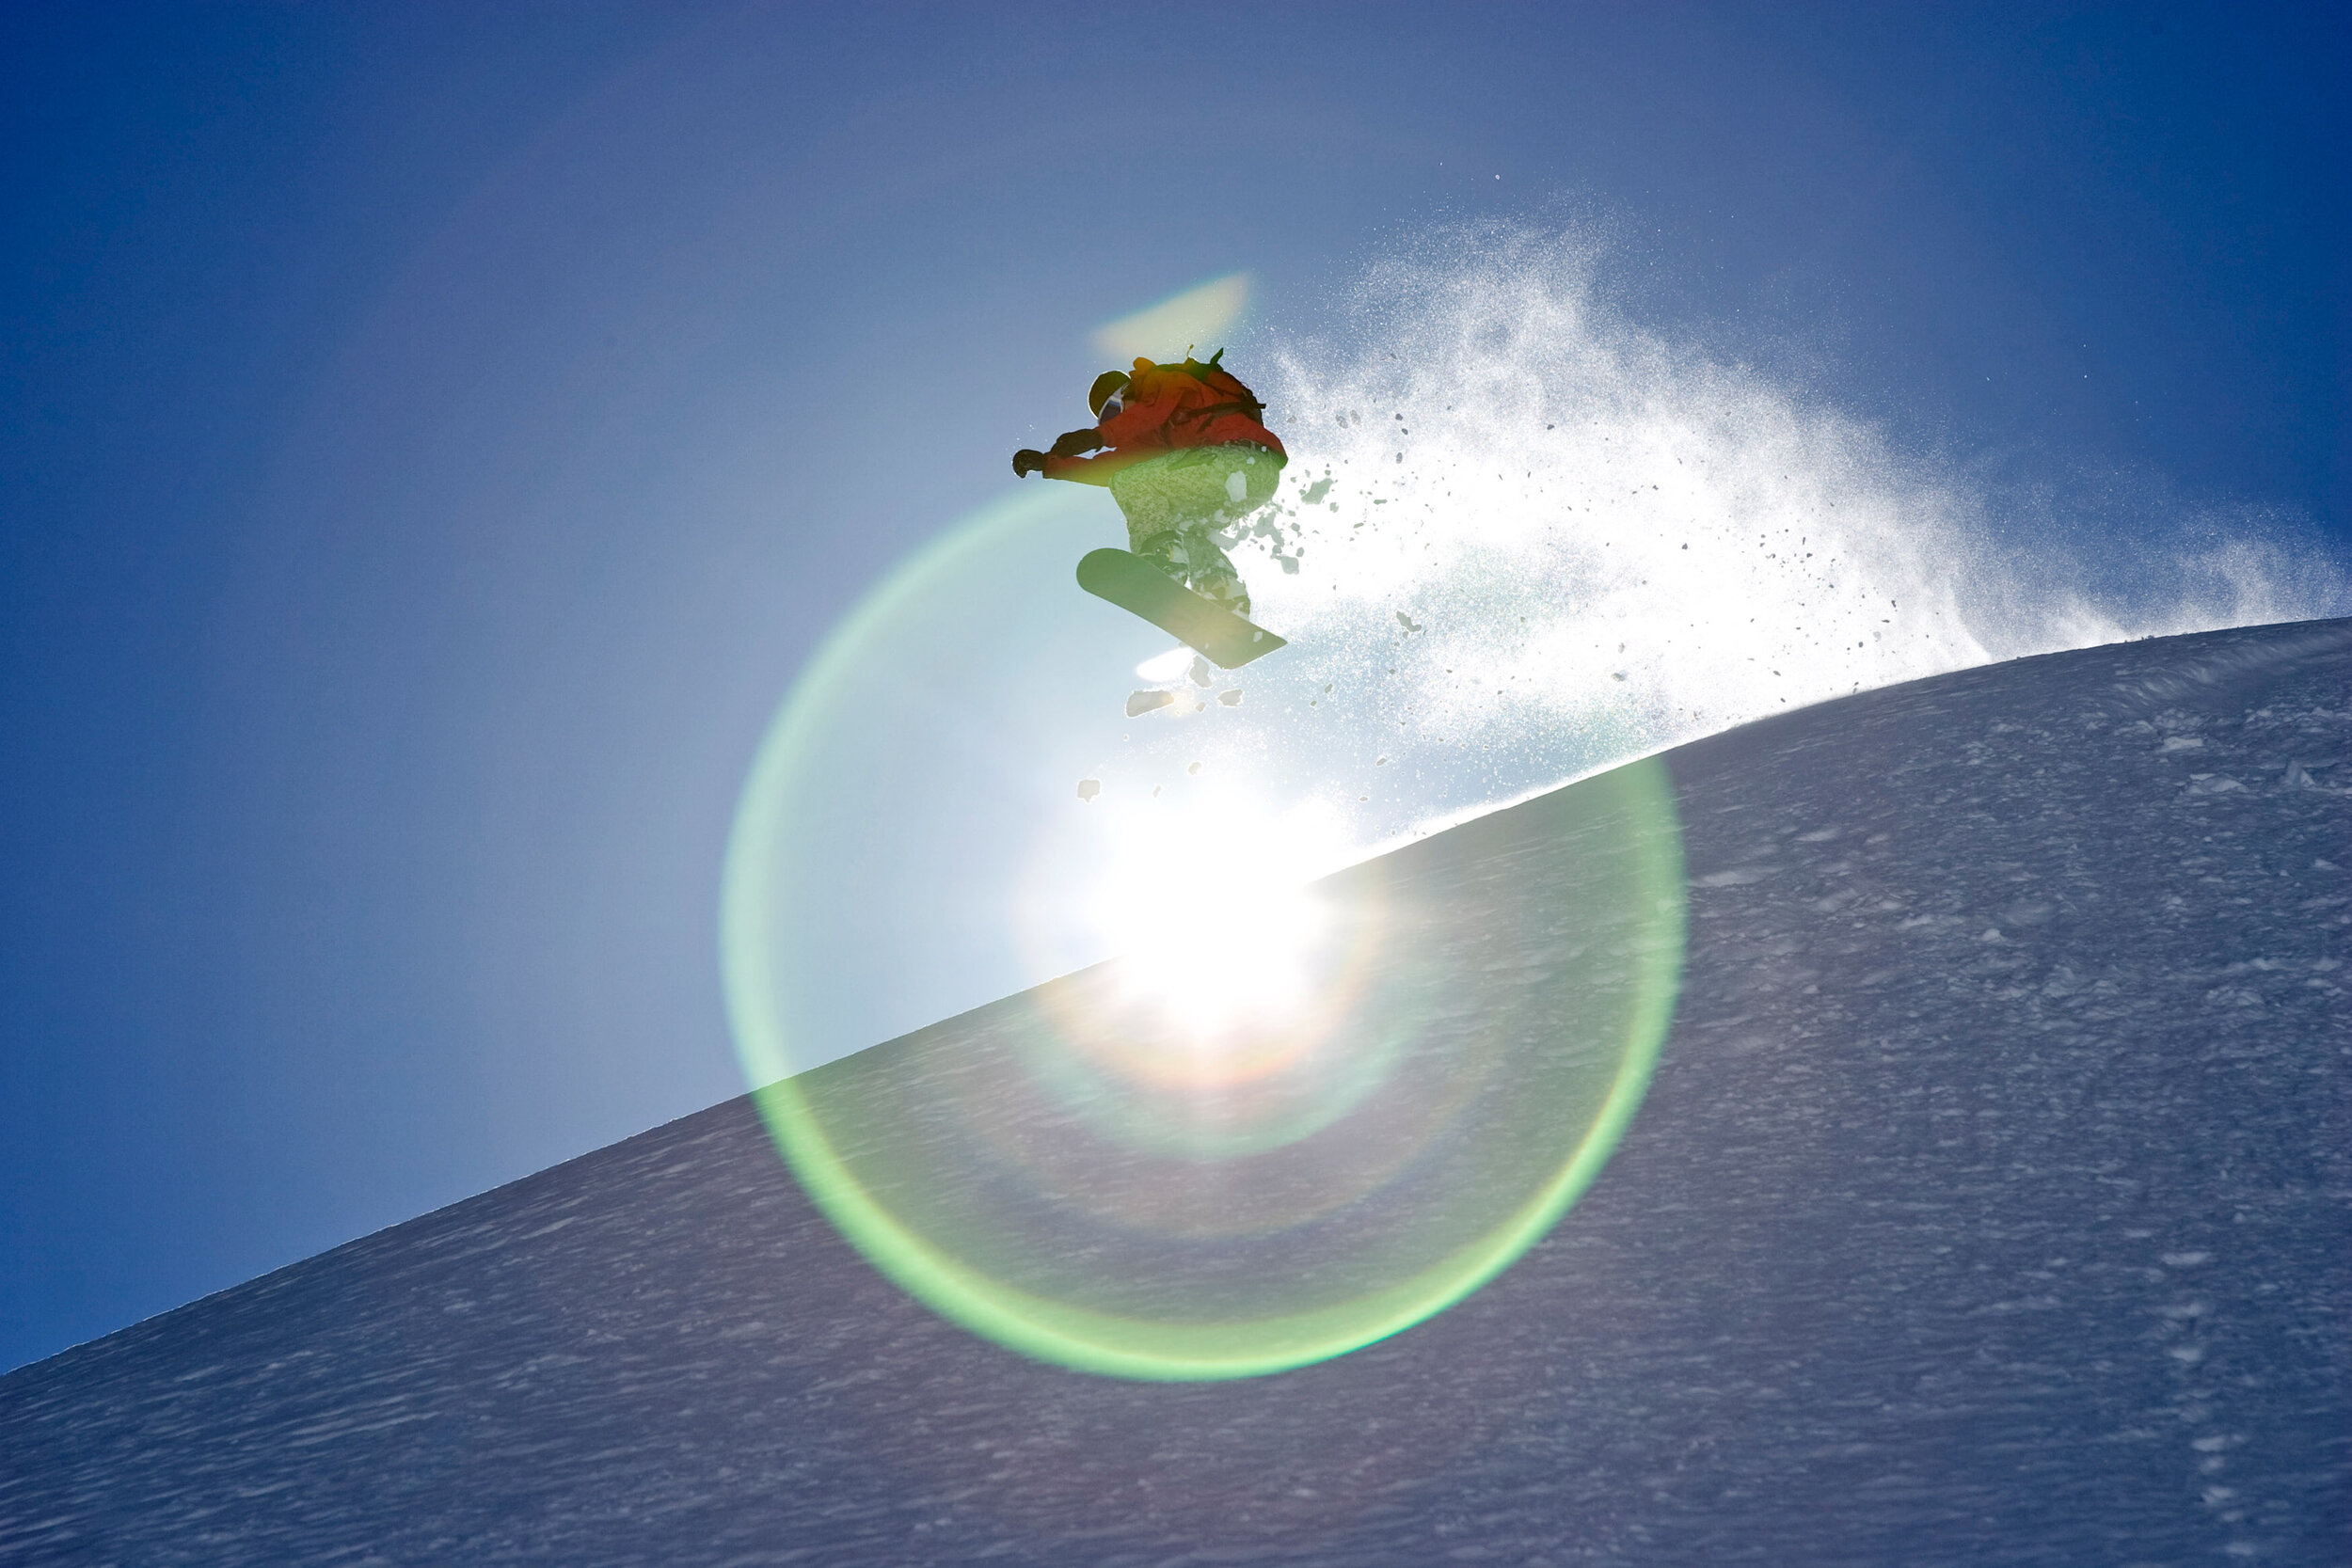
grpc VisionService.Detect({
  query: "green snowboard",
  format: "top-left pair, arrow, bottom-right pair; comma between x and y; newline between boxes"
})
1076,548 -> 1288,670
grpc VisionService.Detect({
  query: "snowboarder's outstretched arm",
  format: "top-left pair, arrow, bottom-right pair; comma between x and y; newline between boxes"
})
1012,427 -> 1114,482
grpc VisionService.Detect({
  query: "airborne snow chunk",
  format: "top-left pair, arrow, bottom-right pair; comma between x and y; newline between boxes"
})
1189,656 -> 1213,688
1075,779 -> 1101,802
1217,689 -> 1243,706
1126,690 -> 1176,718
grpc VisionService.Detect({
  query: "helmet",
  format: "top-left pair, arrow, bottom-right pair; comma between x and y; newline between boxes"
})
1088,371 -> 1132,418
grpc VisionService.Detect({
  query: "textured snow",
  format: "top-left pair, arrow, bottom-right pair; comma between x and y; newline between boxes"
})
2,620 -> 2345,1566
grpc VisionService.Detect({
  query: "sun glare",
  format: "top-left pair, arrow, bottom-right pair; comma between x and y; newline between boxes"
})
1133,645 -> 1195,682
1085,791 -> 1347,1044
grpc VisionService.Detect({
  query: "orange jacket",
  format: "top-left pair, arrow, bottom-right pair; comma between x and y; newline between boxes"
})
1041,355 -> 1286,483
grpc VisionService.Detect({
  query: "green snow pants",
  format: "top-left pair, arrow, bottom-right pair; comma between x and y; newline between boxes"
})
1107,444 -> 1282,617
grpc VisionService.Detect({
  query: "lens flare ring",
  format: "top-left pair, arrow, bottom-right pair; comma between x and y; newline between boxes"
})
726,615 -> 1687,1378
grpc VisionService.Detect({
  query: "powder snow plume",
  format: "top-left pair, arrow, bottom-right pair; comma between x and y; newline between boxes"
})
1221,224 -> 2348,809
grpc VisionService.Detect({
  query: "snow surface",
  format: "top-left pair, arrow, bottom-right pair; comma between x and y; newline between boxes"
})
3,619 -> 2346,1566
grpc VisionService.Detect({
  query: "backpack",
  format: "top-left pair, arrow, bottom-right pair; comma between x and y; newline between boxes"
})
1157,348 -> 1268,425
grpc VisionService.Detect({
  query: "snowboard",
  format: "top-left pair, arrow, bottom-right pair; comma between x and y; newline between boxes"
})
1075,547 -> 1287,670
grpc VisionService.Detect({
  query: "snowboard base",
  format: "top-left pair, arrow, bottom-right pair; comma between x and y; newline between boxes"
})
1075,548 -> 1287,670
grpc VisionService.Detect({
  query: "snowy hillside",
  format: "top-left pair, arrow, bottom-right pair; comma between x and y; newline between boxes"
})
3,619 -> 2345,1566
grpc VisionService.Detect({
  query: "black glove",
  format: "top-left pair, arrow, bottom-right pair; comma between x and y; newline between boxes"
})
1049,429 -> 1103,459
1012,449 -> 1047,477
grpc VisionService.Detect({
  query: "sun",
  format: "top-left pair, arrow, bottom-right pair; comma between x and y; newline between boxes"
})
1081,787 -> 1348,1045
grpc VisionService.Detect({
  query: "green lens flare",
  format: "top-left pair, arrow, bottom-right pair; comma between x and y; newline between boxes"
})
721,491 -> 1687,1381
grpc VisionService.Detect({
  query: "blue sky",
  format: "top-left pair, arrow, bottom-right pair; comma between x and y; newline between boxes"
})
4,2 -> 2346,1372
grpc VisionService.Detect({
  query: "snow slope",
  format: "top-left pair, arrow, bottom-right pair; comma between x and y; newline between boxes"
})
4,619 -> 2346,1566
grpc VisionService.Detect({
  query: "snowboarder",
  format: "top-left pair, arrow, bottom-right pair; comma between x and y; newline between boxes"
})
1013,350 -> 1286,617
